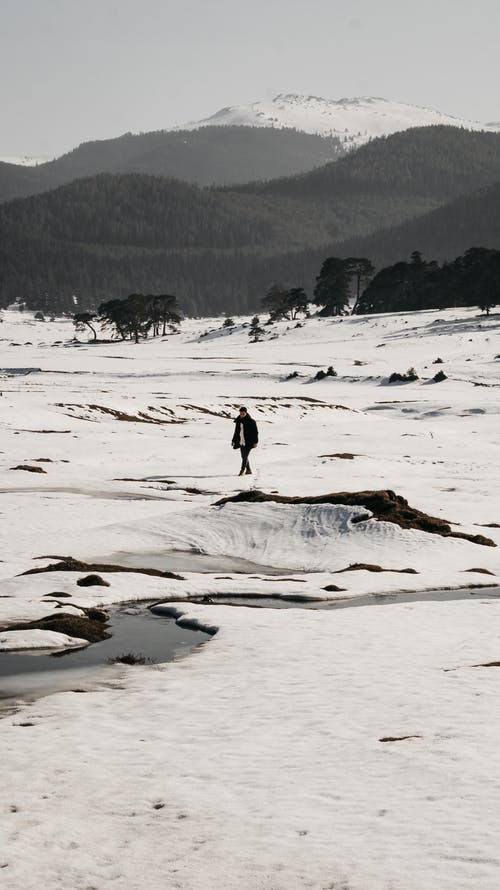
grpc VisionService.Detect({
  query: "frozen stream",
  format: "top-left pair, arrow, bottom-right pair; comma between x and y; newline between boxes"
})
148,585 -> 500,613
0,604 -> 211,706
172,585 -> 500,609
3,586 -> 499,710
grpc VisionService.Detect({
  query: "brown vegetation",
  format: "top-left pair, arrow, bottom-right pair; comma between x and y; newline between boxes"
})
55,403 -> 185,424
318,453 -> 357,459
10,464 -> 47,473
21,556 -> 184,580
464,568 -> 496,575
333,563 -> 418,574
379,735 -> 422,743
76,574 -> 111,587
7,613 -> 110,643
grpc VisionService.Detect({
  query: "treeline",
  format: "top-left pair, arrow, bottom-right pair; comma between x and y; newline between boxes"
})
355,248 -> 500,314
0,172 -> 433,314
259,249 -> 500,319
33,247 -> 500,331
75,293 -> 181,342
262,258 -> 374,318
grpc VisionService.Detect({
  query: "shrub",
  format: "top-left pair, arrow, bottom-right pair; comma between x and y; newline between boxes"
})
433,370 -> 448,382
388,367 -> 419,383
107,652 -> 156,665
314,366 -> 337,381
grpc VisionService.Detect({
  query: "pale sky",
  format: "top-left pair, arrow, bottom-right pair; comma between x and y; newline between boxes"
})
1,0 -> 499,157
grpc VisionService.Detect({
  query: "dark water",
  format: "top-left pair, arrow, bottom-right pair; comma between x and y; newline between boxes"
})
153,586 -> 500,611
0,605 -> 211,703
3,586 -> 499,708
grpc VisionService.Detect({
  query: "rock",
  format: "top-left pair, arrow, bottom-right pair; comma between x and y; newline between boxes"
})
76,574 -> 111,587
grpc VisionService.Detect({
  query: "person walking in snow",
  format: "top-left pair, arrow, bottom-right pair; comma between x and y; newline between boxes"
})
232,406 -> 258,476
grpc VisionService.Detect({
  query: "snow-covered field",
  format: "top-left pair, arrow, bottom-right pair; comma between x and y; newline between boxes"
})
1,306 -> 500,888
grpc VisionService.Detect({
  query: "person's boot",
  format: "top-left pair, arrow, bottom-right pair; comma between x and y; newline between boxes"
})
245,466 -> 252,475
238,469 -> 245,476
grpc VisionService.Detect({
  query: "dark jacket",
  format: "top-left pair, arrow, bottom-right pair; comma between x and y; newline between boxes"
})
232,414 -> 258,449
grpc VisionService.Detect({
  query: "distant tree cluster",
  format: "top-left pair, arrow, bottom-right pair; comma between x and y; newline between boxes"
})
313,256 -> 375,315
74,293 -> 181,343
261,284 -> 309,320
354,249 -> 500,315
262,256 -> 375,319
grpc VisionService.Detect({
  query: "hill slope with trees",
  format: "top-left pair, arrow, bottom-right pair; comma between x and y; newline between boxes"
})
0,126 -> 345,202
232,126 -> 500,201
333,180 -> 500,268
3,127 -> 500,314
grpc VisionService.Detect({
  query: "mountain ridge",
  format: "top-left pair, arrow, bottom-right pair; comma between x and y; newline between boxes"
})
0,126 -> 344,203
182,93 -> 500,148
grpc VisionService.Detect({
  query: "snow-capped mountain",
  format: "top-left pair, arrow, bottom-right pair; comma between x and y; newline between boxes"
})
0,155 -> 49,166
183,94 -> 500,148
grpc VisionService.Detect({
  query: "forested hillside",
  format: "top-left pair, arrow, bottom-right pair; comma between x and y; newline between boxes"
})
0,126 -> 345,202
333,181 -> 500,268
0,175 -> 275,249
233,126 -> 500,201
0,170 -> 436,313
2,126 -> 500,315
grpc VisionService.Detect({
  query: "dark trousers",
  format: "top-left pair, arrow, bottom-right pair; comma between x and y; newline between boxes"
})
240,446 -> 252,471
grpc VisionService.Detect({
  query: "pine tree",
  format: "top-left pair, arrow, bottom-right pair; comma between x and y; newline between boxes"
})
313,258 -> 351,316
73,311 -> 98,341
249,315 -> 265,342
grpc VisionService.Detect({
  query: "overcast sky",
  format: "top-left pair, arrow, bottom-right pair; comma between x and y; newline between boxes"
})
2,0 -> 499,157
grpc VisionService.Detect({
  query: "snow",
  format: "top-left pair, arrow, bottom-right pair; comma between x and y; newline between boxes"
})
0,629 -> 88,650
1,305 -> 500,888
3,599 -> 500,889
182,93 -> 500,148
0,155 -> 49,167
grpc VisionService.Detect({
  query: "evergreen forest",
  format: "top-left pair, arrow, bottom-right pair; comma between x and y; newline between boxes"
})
1,125 -> 500,315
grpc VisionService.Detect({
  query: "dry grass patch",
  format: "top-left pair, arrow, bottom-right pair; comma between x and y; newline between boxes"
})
21,557 -> 184,580
6,613 -> 110,643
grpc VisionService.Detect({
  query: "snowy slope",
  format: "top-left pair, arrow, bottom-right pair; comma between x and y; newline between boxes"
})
0,155 -> 48,166
1,307 -> 500,889
183,93 -> 500,147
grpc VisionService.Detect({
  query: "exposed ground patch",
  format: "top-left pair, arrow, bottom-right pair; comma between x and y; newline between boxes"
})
215,489 -> 496,547
333,563 -> 418,574
20,557 -> 184,580
319,453 -> 358,460
55,403 -> 185,424
379,735 -> 422,743
464,568 -> 496,575
10,465 -> 47,474
5,613 -> 110,643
